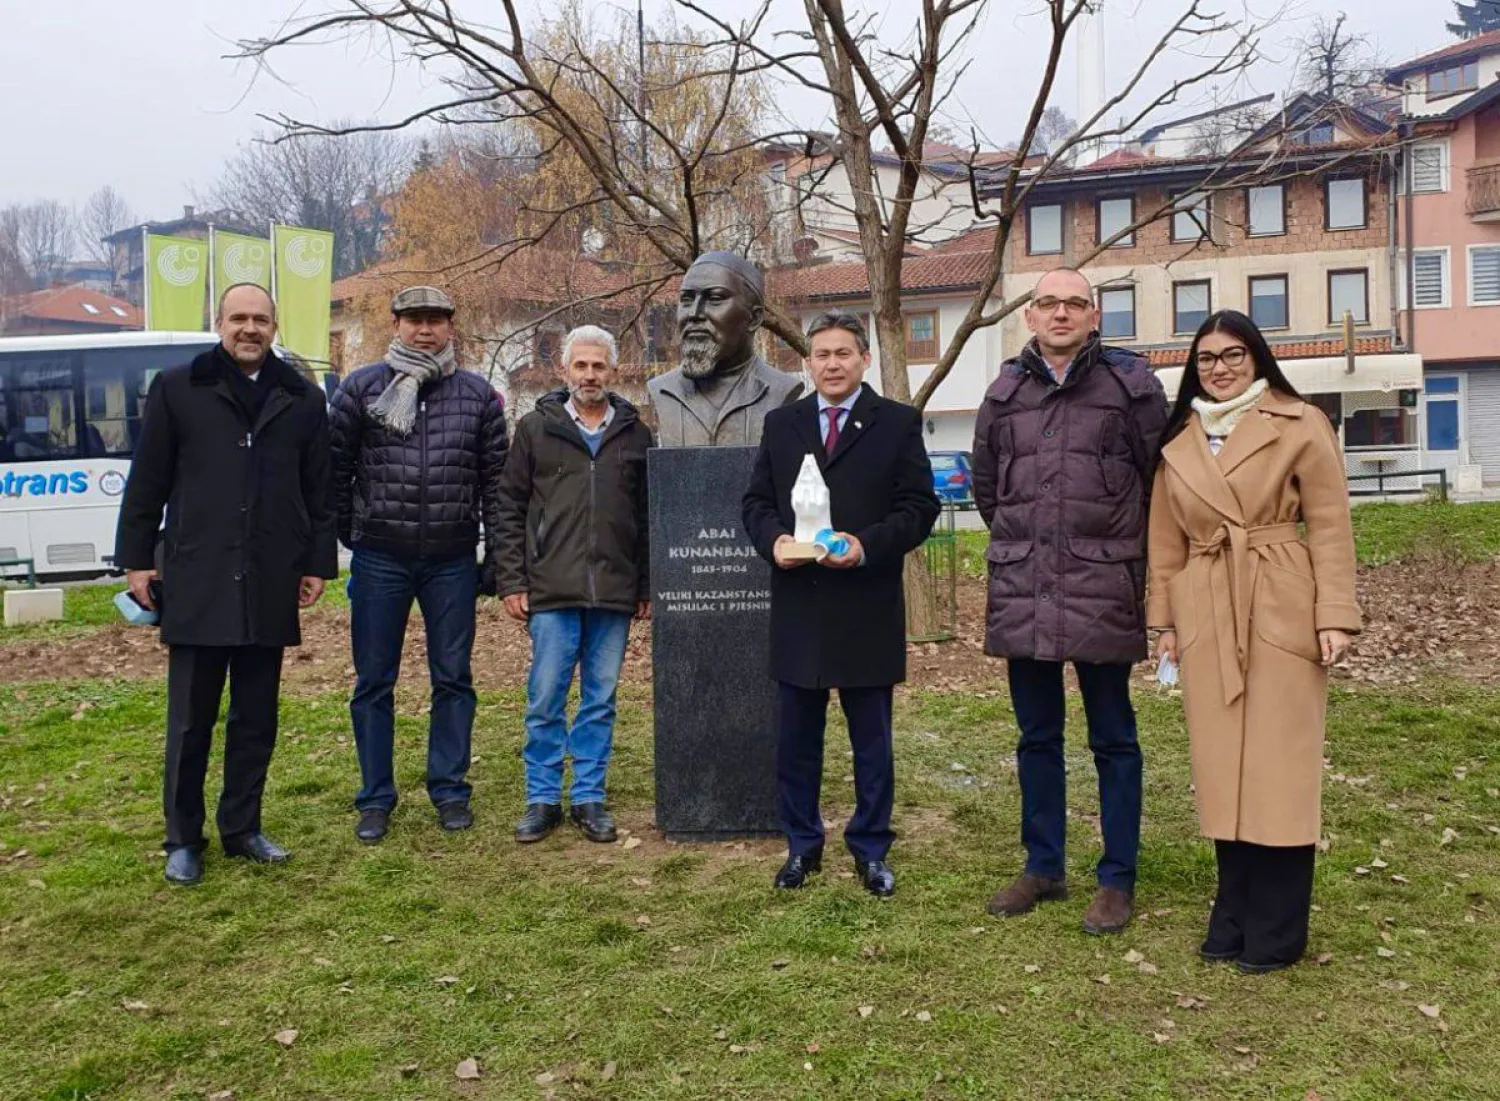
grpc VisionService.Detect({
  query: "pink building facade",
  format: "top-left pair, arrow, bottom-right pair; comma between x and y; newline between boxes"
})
1392,31 -> 1500,488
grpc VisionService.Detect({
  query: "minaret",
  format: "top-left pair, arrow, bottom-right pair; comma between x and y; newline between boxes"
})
1076,0 -> 1107,165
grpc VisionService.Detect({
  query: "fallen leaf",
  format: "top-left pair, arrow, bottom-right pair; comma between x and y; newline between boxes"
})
121,999 -> 150,1012
806,1043 -> 820,1054
1418,1004 -> 1441,1018
535,1072 -> 556,1086
208,1092 -> 235,1101
1314,953 -> 1335,965
770,958 -> 790,970
455,1058 -> 481,1080
1152,1032 -> 1171,1044
857,1005 -> 874,1018
398,1064 -> 419,1079
622,836 -> 643,850
1138,962 -> 1160,975
1378,947 -> 1396,959
915,1010 -> 933,1022
312,957 -> 333,967
601,1061 -> 617,1081
1123,949 -> 1145,964
1371,858 -> 1389,869
1094,974 -> 1111,985
630,877 -> 651,887
1392,875 -> 1409,884
1354,866 -> 1371,876
1024,964 -> 1042,974
1234,1046 -> 1252,1055
803,1061 -> 814,1071
1440,828 -> 1458,846
635,915 -> 652,928
434,975 -> 460,987
273,1029 -> 298,1048
380,934 -> 397,944
728,1043 -> 761,1054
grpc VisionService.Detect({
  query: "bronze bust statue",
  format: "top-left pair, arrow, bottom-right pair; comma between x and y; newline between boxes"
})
648,251 -> 803,447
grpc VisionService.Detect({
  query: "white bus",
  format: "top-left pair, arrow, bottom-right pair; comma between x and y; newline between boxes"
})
0,331 -> 337,581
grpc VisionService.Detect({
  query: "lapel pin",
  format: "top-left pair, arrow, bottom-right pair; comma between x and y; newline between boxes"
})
853,420 -> 862,429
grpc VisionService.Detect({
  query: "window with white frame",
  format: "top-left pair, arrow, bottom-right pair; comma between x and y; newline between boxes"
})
1408,142 -> 1450,193
1249,275 -> 1289,329
1247,185 -> 1285,236
1173,280 -> 1212,334
1470,245 -> 1500,305
1400,249 -> 1449,309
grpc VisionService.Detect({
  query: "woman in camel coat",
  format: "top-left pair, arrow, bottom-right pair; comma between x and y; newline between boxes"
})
1147,310 -> 1361,973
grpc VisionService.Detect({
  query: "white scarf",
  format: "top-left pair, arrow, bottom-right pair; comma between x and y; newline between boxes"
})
1192,378 -> 1269,438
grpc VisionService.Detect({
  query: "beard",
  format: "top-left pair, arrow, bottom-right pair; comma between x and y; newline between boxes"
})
679,333 -> 723,380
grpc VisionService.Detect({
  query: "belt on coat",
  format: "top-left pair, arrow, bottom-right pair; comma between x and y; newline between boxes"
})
1187,521 -> 1302,706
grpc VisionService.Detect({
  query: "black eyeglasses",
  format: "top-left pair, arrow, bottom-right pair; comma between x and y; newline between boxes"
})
1194,346 -> 1250,371
1032,295 -> 1093,314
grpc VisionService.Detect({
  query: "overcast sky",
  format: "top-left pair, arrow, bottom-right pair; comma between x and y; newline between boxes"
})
0,0 -> 1448,248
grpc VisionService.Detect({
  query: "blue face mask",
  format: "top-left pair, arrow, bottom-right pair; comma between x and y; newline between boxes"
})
114,589 -> 160,627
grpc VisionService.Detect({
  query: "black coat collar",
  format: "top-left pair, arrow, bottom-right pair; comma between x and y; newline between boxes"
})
793,383 -> 881,469
190,345 -> 307,394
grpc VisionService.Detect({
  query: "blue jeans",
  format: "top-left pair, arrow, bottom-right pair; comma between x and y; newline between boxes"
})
523,607 -> 632,805
348,547 -> 478,811
1007,659 -> 1142,892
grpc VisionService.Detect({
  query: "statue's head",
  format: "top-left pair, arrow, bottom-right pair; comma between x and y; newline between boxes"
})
676,251 -> 764,380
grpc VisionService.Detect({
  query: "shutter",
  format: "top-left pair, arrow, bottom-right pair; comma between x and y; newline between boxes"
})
1467,370 -> 1500,481
1413,252 -> 1446,307
1410,145 -> 1445,193
1472,247 -> 1500,305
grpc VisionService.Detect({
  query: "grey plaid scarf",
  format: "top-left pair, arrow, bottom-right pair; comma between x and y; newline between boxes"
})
369,338 -> 458,435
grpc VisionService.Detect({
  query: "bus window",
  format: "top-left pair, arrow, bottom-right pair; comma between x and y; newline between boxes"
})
3,355 -> 78,460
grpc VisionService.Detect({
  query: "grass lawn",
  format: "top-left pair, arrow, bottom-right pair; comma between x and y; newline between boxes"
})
2,672 -> 1498,1100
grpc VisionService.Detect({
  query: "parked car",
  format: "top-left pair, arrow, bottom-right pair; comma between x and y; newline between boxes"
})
929,450 -> 974,508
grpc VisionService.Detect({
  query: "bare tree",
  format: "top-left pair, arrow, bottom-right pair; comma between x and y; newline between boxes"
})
1031,105 -> 1079,157
202,126 -> 415,277
0,200 -> 75,288
235,2 -> 803,348
80,186 -> 137,287
1188,102 -> 1271,158
1295,14 -> 1388,106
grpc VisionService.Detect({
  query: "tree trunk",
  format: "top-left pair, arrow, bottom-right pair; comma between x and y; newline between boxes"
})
903,546 -> 944,642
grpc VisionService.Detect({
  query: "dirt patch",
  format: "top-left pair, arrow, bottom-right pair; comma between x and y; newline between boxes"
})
1,558 -> 1495,690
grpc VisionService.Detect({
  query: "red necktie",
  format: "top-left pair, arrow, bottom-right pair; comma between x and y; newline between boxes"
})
823,406 -> 842,455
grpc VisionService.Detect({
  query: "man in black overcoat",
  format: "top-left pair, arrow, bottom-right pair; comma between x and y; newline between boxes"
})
743,311 -> 939,897
115,283 -> 338,885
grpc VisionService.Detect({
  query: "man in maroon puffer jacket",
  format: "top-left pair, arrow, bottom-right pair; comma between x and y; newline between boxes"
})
973,267 -> 1167,935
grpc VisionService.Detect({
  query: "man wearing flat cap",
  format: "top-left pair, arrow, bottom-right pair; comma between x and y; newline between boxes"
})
648,251 -> 803,447
329,285 -> 509,843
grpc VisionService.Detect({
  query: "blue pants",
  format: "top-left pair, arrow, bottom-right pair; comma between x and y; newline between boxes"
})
1007,659 -> 1141,892
776,682 -> 895,864
523,607 -> 632,805
348,547 -> 477,811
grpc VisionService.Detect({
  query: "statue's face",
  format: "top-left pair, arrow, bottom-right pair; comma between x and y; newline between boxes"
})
676,263 -> 762,379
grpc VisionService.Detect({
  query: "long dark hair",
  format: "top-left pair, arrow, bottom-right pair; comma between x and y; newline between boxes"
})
1161,309 -> 1304,447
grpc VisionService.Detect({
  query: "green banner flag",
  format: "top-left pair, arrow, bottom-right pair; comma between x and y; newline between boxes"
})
272,225 -> 334,363
213,231 -> 272,298
145,233 -> 207,331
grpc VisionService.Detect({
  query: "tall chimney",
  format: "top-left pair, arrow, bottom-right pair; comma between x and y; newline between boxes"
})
183,204 -> 195,220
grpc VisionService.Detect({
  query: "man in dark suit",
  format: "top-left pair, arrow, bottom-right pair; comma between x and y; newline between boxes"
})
743,311 -> 940,897
115,283 -> 338,886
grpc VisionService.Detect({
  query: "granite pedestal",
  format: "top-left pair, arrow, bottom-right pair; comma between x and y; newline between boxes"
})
649,446 -> 780,840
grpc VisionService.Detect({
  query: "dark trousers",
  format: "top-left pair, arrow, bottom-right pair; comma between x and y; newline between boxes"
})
348,547 -> 478,811
1206,841 -> 1316,967
164,644 -> 284,852
1007,659 -> 1142,891
777,682 -> 895,864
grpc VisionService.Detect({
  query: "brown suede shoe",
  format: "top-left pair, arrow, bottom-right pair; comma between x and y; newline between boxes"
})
1082,886 -> 1134,935
986,873 -> 1069,917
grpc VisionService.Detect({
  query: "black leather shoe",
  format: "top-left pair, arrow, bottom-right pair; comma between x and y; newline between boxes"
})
164,848 -> 203,885
355,808 -> 390,844
514,802 -> 563,843
437,801 -> 473,832
774,850 -> 822,889
856,859 -> 896,898
223,833 -> 291,864
569,802 -> 618,843
1238,958 -> 1296,974
1199,939 -> 1241,963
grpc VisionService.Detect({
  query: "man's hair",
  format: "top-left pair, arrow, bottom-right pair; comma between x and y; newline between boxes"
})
805,311 -> 870,354
216,282 -> 277,323
1031,267 -> 1095,303
561,324 -> 618,368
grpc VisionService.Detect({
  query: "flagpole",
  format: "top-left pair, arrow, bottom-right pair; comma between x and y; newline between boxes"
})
141,226 -> 150,330
207,223 -> 216,319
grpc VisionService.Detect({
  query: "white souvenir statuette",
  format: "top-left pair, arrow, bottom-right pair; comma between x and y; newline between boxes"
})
782,454 -> 835,561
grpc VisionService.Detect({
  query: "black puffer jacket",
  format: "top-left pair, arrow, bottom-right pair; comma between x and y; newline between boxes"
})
329,361 -> 509,561
493,388 -> 652,613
